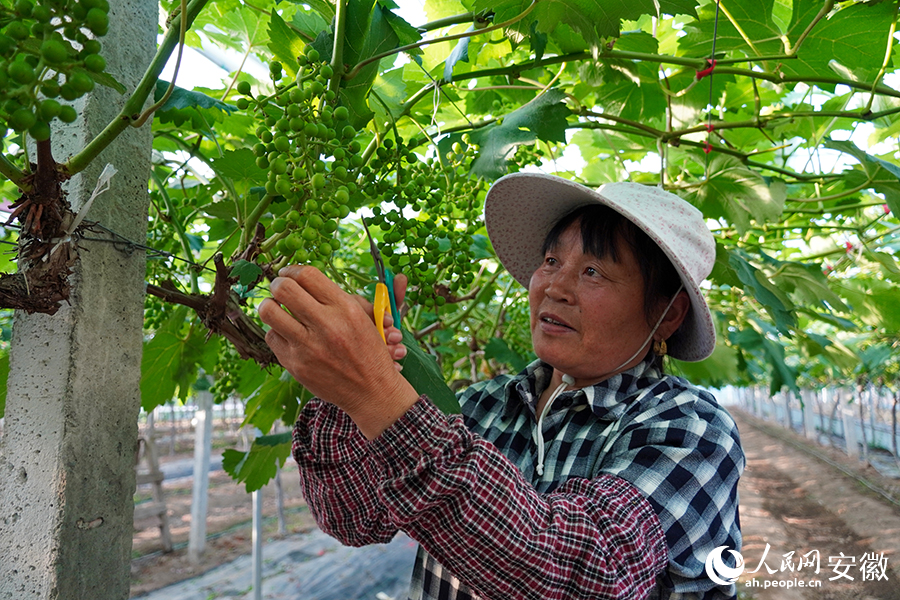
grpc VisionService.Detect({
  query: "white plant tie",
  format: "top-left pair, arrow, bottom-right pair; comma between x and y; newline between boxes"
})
47,163 -> 117,259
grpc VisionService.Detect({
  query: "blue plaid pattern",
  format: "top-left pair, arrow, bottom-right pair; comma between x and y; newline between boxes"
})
409,358 -> 744,600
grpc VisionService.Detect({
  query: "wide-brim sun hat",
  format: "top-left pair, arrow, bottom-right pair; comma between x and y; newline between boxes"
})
484,172 -> 717,362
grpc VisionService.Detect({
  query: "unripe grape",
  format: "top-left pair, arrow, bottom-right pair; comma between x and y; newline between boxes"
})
15,0 -> 34,16
334,188 -> 349,204
309,80 -> 324,96
236,97 -> 250,110
288,210 -> 301,223
39,99 -> 62,121
29,120 -> 51,141
274,135 -> 290,153
8,61 -> 35,85
303,123 -> 317,137
80,39 -> 101,56
291,166 -> 306,179
290,117 -> 304,131
313,160 -> 326,173
9,108 -> 36,132
86,8 -> 109,35
70,72 -> 95,93
5,21 -> 29,40
320,64 -> 333,78
272,218 -> 287,233
270,60 -> 283,74
83,53 -> 106,73
237,80 -> 251,96
311,173 -> 326,189
275,178 -> 291,195
285,233 -> 302,251
301,226 -> 316,241
260,130 -> 273,143
256,155 -> 269,169
316,123 -> 328,138
270,157 -> 287,174
333,106 -> 349,121
58,105 -> 77,123
324,90 -> 335,101
306,48 -> 320,62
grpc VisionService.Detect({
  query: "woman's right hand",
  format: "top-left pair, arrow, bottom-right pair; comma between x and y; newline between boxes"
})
349,272 -> 408,368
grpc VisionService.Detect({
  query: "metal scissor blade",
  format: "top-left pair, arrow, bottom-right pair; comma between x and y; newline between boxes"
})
361,216 -> 386,283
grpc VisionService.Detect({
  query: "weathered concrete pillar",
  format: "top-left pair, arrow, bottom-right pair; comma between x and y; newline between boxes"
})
843,405 -> 860,460
802,389 -> 818,441
0,1 -> 155,598
188,389 -> 213,564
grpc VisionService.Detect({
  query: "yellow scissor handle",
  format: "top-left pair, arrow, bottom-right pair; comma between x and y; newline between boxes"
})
374,281 -> 389,343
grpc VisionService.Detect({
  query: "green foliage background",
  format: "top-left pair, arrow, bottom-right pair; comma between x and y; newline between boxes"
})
3,0 -> 900,488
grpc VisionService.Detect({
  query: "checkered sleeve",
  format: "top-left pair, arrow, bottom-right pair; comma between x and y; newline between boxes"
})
291,397 -> 400,546
600,387 -> 744,599
368,396 -> 669,600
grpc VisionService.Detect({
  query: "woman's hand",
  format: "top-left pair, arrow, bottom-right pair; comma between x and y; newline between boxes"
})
258,266 -> 419,439
346,271 -> 409,368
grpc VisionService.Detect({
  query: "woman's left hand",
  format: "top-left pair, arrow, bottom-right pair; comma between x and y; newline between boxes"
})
258,266 -> 419,439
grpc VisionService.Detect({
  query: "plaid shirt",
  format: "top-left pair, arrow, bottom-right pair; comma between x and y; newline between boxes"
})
292,358 -> 743,600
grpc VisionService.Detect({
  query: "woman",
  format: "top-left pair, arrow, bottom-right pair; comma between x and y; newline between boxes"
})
258,172 -> 744,600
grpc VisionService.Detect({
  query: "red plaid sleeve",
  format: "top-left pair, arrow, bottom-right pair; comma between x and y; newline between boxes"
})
369,397 -> 669,600
291,397 -> 399,546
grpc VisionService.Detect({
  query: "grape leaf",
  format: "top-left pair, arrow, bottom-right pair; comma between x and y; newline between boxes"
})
241,369 -> 308,433
688,155 -> 785,234
268,10 -> 306,76
230,259 -> 263,286
399,329 -> 460,414
728,251 -> 795,335
472,0 -> 658,46
154,80 -> 236,114
210,148 -> 267,184
222,432 -> 292,492
463,89 -> 571,179
780,1 -> 896,82
443,29 -> 471,82
140,310 -> 221,411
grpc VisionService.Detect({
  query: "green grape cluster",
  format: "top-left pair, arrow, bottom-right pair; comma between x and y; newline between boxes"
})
363,138 -> 485,308
238,46 -> 486,308
239,46 -> 363,269
0,0 -> 110,141
210,346 -> 242,404
143,292 -> 174,331
508,143 -> 546,172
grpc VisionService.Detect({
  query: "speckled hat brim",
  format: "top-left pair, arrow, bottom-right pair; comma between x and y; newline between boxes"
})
484,172 -> 717,362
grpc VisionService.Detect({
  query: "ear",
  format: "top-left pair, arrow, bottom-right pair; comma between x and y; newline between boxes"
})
655,290 -> 691,341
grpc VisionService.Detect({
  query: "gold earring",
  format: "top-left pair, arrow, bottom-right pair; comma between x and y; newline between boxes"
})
653,339 -> 667,357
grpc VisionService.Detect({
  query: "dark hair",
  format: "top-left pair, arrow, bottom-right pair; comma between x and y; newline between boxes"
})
540,203 -> 683,326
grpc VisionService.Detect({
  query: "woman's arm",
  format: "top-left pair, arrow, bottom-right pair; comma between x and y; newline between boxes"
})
365,397 -> 668,600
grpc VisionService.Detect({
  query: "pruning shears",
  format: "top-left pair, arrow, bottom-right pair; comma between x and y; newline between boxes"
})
362,217 -> 401,344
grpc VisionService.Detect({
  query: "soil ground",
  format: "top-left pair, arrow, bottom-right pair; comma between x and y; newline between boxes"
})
129,407 -> 900,599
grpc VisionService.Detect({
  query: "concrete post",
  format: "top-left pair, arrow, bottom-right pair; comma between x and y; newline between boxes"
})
802,389 -> 818,441
843,405 -> 860,460
252,488 -> 264,600
188,389 -> 214,564
0,1 -> 155,598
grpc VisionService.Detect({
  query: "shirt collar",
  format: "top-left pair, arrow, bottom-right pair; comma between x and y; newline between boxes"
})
508,358 -> 663,421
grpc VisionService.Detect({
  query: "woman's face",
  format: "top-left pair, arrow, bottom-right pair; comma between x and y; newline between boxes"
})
528,222 -> 654,387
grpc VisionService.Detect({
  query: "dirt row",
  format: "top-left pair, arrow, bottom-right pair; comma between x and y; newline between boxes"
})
733,409 -> 900,599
